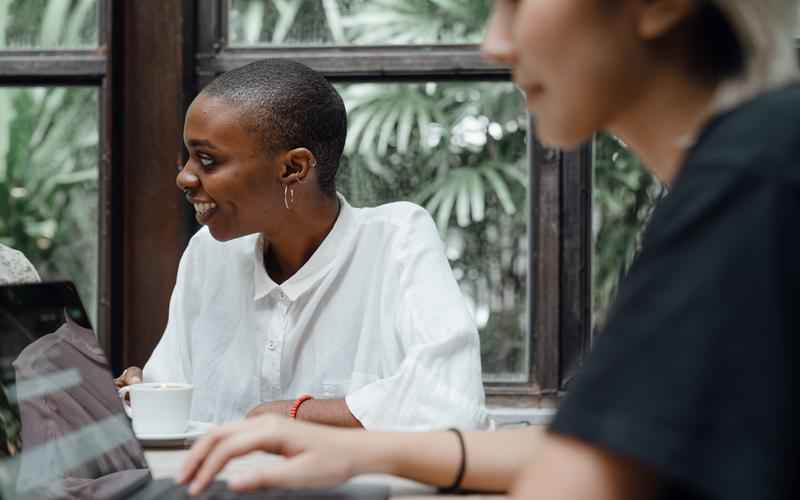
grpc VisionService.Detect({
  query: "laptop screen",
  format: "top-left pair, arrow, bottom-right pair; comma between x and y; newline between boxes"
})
0,282 -> 151,499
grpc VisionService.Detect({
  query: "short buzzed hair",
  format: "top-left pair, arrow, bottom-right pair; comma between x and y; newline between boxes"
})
201,59 -> 347,196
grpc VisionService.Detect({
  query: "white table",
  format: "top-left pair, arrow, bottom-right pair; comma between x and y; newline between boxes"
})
145,448 -> 503,500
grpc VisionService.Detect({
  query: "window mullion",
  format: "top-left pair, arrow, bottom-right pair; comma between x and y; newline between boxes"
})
532,119 -> 562,393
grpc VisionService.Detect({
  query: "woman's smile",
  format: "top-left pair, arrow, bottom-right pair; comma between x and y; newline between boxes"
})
194,201 -> 218,224
187,196 -> 219,224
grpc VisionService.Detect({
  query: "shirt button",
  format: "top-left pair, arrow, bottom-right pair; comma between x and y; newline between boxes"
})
266,340 -> 277,351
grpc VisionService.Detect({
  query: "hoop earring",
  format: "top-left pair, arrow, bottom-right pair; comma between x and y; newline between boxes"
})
284,186 -> 296,210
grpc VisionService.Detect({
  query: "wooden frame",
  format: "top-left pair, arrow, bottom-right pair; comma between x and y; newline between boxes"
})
106,0 -> 197,372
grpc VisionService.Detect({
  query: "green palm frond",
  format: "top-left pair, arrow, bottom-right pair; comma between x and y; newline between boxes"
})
343,84 -> 445,156
416,163 -> 525,232
343,0 -> 489,44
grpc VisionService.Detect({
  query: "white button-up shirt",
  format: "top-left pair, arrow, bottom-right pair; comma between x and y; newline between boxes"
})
144,197 -> 488,430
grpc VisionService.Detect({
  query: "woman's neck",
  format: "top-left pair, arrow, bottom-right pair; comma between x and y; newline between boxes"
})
263,194 -> 340,284
609,70 -> 719,187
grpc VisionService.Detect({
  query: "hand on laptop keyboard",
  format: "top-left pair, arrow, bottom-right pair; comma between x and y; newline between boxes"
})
179,414 -> 362,495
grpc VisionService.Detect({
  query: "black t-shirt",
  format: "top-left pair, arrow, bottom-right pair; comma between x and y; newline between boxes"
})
550,83 -> 799,500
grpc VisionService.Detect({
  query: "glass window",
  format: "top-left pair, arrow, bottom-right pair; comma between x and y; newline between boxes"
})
591,133 -> 664,331
0,87 -> 99,324
335,81 -> 530,382
0,0 -> 98,49
228,0 -> 490,46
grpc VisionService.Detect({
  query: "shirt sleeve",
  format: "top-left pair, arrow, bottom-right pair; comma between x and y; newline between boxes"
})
346,206 -> 489,430
549,166 -> 798,500
142,237 -> 198,384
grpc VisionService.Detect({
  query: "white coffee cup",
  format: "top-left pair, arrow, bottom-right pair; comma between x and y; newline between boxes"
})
118,382 -> 193,436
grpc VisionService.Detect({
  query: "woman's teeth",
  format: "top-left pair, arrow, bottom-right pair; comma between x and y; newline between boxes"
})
193,202 -> 217,215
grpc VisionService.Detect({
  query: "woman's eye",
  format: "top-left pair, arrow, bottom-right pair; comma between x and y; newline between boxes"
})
198,156 -> 214,168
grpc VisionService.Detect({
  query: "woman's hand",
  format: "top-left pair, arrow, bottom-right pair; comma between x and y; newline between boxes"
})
113,366 -> 143,388
178,414 -> 361,495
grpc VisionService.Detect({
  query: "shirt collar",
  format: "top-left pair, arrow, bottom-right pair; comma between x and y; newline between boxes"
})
253,193 -> 356,302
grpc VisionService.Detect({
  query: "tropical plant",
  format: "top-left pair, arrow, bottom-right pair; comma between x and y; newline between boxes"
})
592,134 -> 664,330
229,0 -> 490,45
0,1 -> 99,314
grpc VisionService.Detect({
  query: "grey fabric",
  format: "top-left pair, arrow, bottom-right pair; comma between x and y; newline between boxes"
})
12,320 -> 151,499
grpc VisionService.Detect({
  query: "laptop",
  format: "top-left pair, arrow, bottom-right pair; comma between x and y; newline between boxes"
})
0,281 -> 390,500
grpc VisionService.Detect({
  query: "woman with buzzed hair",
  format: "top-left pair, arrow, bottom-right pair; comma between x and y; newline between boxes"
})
115,59 -> 488,431
180,1 -> 799,500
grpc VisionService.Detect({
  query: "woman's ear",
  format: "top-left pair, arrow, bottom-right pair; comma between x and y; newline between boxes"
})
636,0 -> 697,40
279,148 -> 317,185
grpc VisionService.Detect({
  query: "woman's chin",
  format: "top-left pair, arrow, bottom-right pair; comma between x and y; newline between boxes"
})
534,120 -> 594,151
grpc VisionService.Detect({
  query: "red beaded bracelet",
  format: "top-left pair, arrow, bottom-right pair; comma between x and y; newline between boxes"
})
289,394 -> 313,419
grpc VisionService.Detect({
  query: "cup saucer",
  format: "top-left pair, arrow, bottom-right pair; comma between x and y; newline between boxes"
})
136,421 -> 215,448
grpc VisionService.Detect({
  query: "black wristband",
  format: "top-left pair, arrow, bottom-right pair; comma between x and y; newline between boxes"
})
438,428 -> 466,494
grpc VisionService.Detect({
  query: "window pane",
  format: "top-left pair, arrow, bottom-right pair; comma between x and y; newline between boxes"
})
229,0 -> 490,47
0,0 -> 98,49
592,133 -> 664,331
0,87 -> 99,324
335,81 -> 530,383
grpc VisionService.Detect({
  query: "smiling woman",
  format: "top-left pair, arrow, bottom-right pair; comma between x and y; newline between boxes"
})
115,59 -> 489,432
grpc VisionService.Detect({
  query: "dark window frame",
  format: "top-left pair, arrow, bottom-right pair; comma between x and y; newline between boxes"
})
197,0 -> 592,405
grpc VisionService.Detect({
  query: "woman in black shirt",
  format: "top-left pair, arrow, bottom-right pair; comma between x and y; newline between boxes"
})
179,1 -> 798,499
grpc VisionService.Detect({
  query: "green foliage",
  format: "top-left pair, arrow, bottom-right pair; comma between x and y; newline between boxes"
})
0,385 -> 20,458
0,0 -> 96,48
229,0 -> 490,45
592,133 -> 664,330
0,87 -> 99,307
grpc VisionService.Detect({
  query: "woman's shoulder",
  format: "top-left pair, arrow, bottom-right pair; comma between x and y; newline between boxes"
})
353,201 -> 441,243
355,200 -> 433,228
691,82 -> 800,183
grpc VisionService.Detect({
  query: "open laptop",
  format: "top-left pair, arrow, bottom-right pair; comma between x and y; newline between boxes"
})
0,281 -> 390,500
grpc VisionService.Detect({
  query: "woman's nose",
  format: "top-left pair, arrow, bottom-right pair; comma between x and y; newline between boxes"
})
480,5 -> 517,66
176,162 -> 200,193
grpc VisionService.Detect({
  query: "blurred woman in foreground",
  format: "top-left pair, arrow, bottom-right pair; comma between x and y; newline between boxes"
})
180,1 -> 799,499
